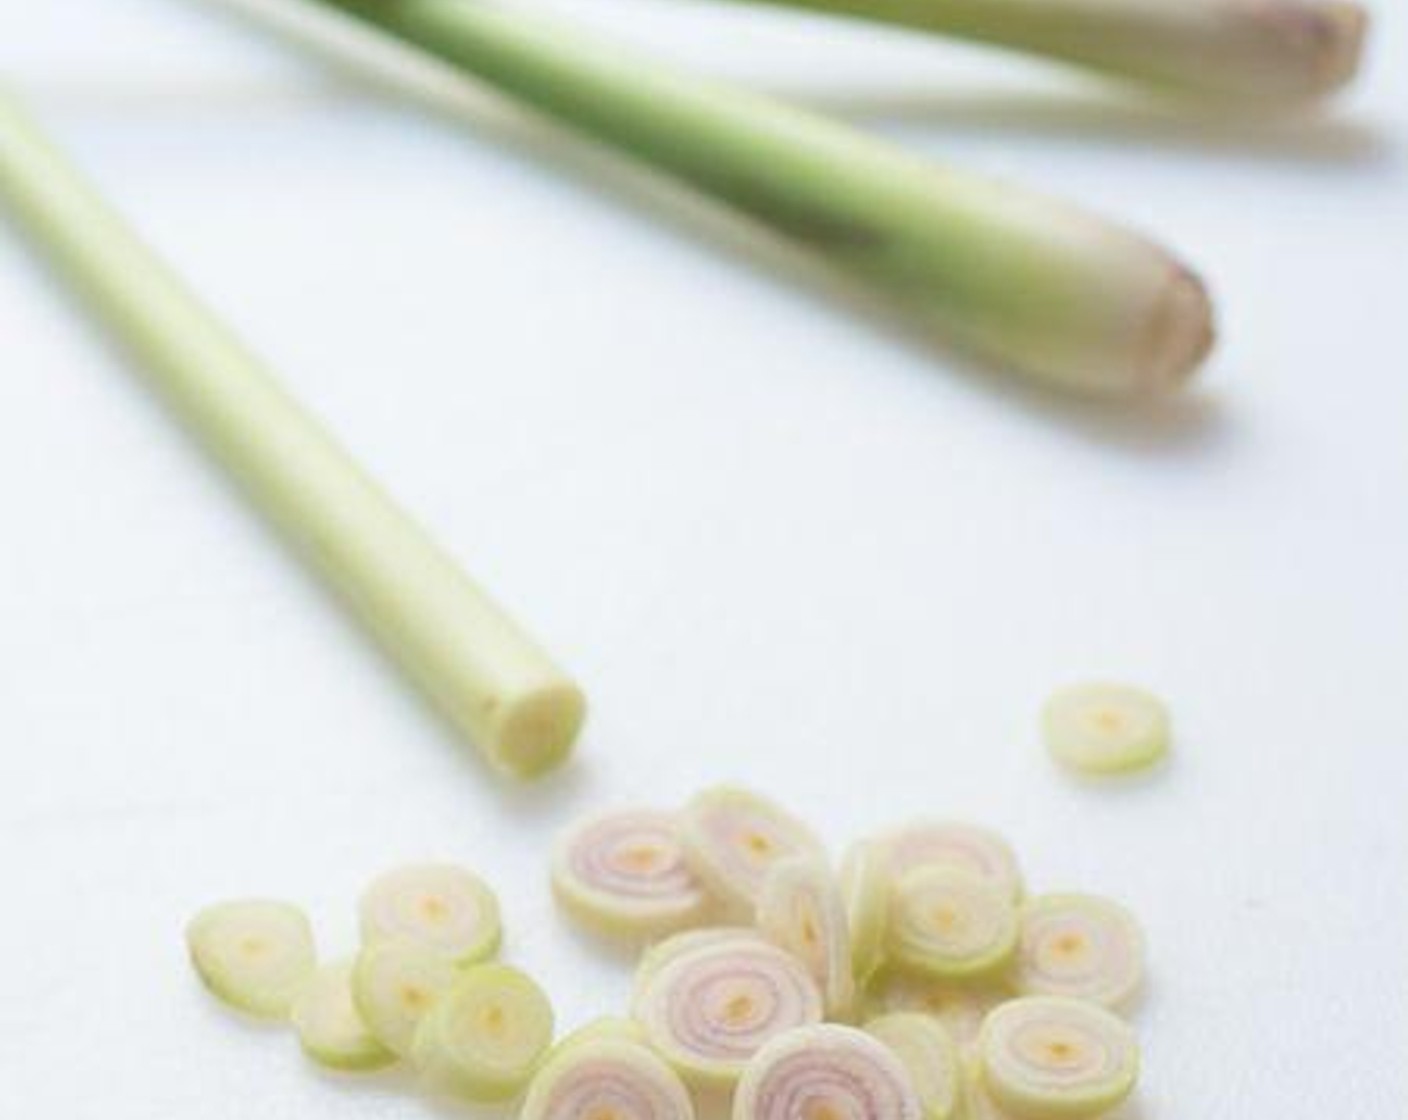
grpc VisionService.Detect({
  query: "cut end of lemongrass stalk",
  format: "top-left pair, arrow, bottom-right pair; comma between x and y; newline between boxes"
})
1042,684 -> 1169,775
632,937 -> 823,1089
733,1025 -> 922,1120
292,963 -> 397,1072
186,899 -> 316,1020
413,963 -> 555,1102
522,1037 -> 694,1120
359,863 -> 501,964
1140,266 -> 1216,396
1243,1 -> 1370,100
552,809 -> 711,941
978,998 -> 1138,1120
489,680 -> 588,779
1317,4 -> 1371,93
756,856 -> 855,1019
352,938 -> 460,1056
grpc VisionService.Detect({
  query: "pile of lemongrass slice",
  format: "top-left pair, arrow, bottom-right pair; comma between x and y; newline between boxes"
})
549,784 -> 1149,1119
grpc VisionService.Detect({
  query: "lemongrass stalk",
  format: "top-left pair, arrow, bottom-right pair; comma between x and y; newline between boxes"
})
308,0 -> 1213,396
734,0 -> 1367,105
0,90 -> 585,777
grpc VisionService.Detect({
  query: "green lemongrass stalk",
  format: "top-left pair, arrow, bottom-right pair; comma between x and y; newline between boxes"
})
0,90 -> 585,778
736,0 -> 1368,105
305,0 -> 1214,396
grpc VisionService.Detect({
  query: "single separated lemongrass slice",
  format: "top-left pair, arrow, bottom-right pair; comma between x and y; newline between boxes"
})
1013,895 -> 1143,1010
756,857 -> 854,1018
840,841 -> 891,984
0,90 -> 585,780
359,863 -> 501,963
632,938 -> 823,1088
413,963 -> 555,1102
292,963 -> 397,1071
352,938 -> 460,1056
731,0 -> 1366,105
733,1024 -> 922,1120
637,928 -> 771,985
887,868 -> 1019,981
305,0 -> 1214,397
978,998 -> 1138,1120
877,822 -> 1024,901
865,1013 -> 963,1120
186,899 -> 316,1019
1042,684 -> 1170,775
863,973 -> 1008,1052
680,787 -> 824,918
521,1037 -> 695,1120
552,810 -> 710,940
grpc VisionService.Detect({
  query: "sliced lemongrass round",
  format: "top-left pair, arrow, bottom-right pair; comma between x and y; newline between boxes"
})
680,787 -> 824,917
1042,684 -> 1169,775
632,938 -> 822,1088
756,856 -> 854,1018
1014,895 -> 1143,1009
413,963 -> 555,1102
637,927 -> 770,985
840,840 -> 891,983
733,1024 -> 921,1120
864,1013 -> 963,1120
359,863 -> 501,963
887,868 -> 1018,981
878,822 -> 1024,901
862,973 -> 1008,1052
292,962 -> 396,1071
553,809 -> 711,940
522,1036 -> 694,1120
352,938 -> 459,1056
186,899 -> 316,1019
978,997 -> 1138,1119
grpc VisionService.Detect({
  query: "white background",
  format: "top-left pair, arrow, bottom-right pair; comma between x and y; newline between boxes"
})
1,1 -> 1405,1117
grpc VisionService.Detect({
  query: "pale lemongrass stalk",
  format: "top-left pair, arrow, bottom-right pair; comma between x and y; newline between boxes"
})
0,90 -> 585,778
310,0 -> 1214,396
738,0 -> 1368,105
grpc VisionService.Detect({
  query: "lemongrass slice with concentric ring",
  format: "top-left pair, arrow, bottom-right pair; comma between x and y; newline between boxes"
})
733,1024 -> 921,1120
632,937 -> 822,1088
638,928 -> 769,986
888,868 -> 1018,981
865,1013 -> 963,1120
352,938 -> 459,1056
840,840 -> 891,983
756,856 -> 854,1017
292,963 -> 396,1071
413,963 -> 555,1102
1042,684 -> 1169,775
1014,895 -> 1143,1009
878,822 -> 1024,901
186,899 -> 316,1019
359,863 -> 501,964
978,997 -> 1138,1119
680,787 -> 824,917
864,973 -> 1008,1052
553,810 -> 711,940
522,1036 -> 694,1120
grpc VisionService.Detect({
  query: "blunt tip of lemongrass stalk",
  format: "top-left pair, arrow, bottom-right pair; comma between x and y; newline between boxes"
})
1138,266 -> 1216,396
490,682 -> 587,778
1312,4 -> 1370,96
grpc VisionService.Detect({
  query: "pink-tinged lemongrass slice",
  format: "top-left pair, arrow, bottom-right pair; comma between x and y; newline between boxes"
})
1042,684 -> 1169,775
1014,895 -> 1144,1010
878,822 -> 1024,901
756,856 -> 854,1017
680,787 -> 824,917
840,840 -> 891,983
359,863 -> 501,964
186,899 -> 316,1019
978,997 -> 1138,1119
632,937 -> 823,1088
553,810 -> 711,940
733,1024 -> 922,1120
638,928 -> 771,986
865,1013 -> 963,1120
888,868 -> 1018,981
522,1036 -> 695,1120
292,962 -> 396,1071
412,963 -> 556,1102
865,973 -> 1008,1053
351,938 -> 460,1056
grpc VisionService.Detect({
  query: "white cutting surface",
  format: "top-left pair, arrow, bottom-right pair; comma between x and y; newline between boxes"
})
1,0 -> 1404,1116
